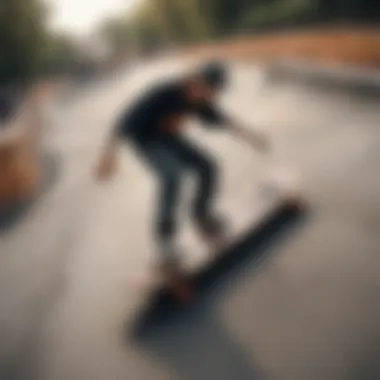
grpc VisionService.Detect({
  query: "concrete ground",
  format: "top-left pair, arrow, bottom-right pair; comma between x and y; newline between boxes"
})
0,59 -> 380,380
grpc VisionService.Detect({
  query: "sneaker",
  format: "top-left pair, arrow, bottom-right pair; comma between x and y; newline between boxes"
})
196,214 -> 227,242
156,244 -> 184,283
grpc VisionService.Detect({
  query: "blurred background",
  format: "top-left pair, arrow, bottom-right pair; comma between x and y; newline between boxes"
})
1,0 -> 380,204
1,1 -> 380,380
2,0 -> 380,92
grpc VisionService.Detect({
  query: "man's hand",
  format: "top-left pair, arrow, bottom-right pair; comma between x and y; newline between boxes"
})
95,145 -> 118,182
248,130 -> 270,153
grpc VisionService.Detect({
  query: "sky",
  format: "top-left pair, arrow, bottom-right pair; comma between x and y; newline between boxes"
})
47,0 -> 140,36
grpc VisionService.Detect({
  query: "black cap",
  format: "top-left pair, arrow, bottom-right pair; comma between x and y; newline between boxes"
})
199,61 -> 227,89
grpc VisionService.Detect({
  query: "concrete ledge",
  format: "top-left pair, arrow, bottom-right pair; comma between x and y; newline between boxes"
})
265,59 -> 380,95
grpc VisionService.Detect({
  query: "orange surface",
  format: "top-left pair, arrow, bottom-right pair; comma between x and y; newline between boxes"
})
0,105 -> 42,205
187,27 -> 380,69
0,138 -> 40,205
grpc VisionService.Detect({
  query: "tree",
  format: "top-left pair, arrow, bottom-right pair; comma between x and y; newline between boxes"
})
0,0 -> 48,85
43,34 -> 82,76
98,17 -> 133,58
239,0 -> 316,31
314,0 -> 380,21
124,0 -> 212,52
98,0 -> 380,57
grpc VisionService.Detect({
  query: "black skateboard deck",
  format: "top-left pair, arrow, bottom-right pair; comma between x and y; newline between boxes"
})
144,196 -> 306,306
130,196 -> 307,340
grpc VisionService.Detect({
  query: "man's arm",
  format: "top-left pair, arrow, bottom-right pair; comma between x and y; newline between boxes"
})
95,132 -> 122,182
224,117 -> 270,153
196,103 -> 270,153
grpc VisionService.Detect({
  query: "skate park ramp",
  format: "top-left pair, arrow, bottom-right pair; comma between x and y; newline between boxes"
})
1,60 -> 380,380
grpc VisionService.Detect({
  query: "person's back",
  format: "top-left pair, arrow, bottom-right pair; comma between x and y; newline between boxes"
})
117,80 -> 187,144
117,77 -> 226,146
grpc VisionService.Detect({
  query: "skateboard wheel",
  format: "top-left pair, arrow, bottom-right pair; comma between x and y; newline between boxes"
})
171,283 -> 194,305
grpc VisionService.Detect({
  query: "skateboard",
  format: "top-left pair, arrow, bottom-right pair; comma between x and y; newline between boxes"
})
133,266 -> 194,305
134,165 -> 306,306
134,231 -> 234,306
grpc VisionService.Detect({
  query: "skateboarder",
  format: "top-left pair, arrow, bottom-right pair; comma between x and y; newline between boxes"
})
96,62 -> 270,280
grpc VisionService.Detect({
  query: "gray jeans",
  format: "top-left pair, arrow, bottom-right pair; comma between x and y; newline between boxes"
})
134,136 -> 218,244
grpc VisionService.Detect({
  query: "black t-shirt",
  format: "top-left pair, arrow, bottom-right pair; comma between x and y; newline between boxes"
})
116,81 -> 227,145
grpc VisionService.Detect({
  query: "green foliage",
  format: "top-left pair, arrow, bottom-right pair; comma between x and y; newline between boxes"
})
98,17 -> 133,57
201,0 -> 259,37
131,0 -> 210,47
120,0 -> 317,52
239,0 -> 316,30
43,34 -> 83,76
316,0 -> 380,19
97,0 -> 380,55
1,0 -> 379,84
0,0 -> 48,85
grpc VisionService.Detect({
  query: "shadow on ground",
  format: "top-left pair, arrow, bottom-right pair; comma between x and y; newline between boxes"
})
0,151 -> 62,232
125,203 -> 308,380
